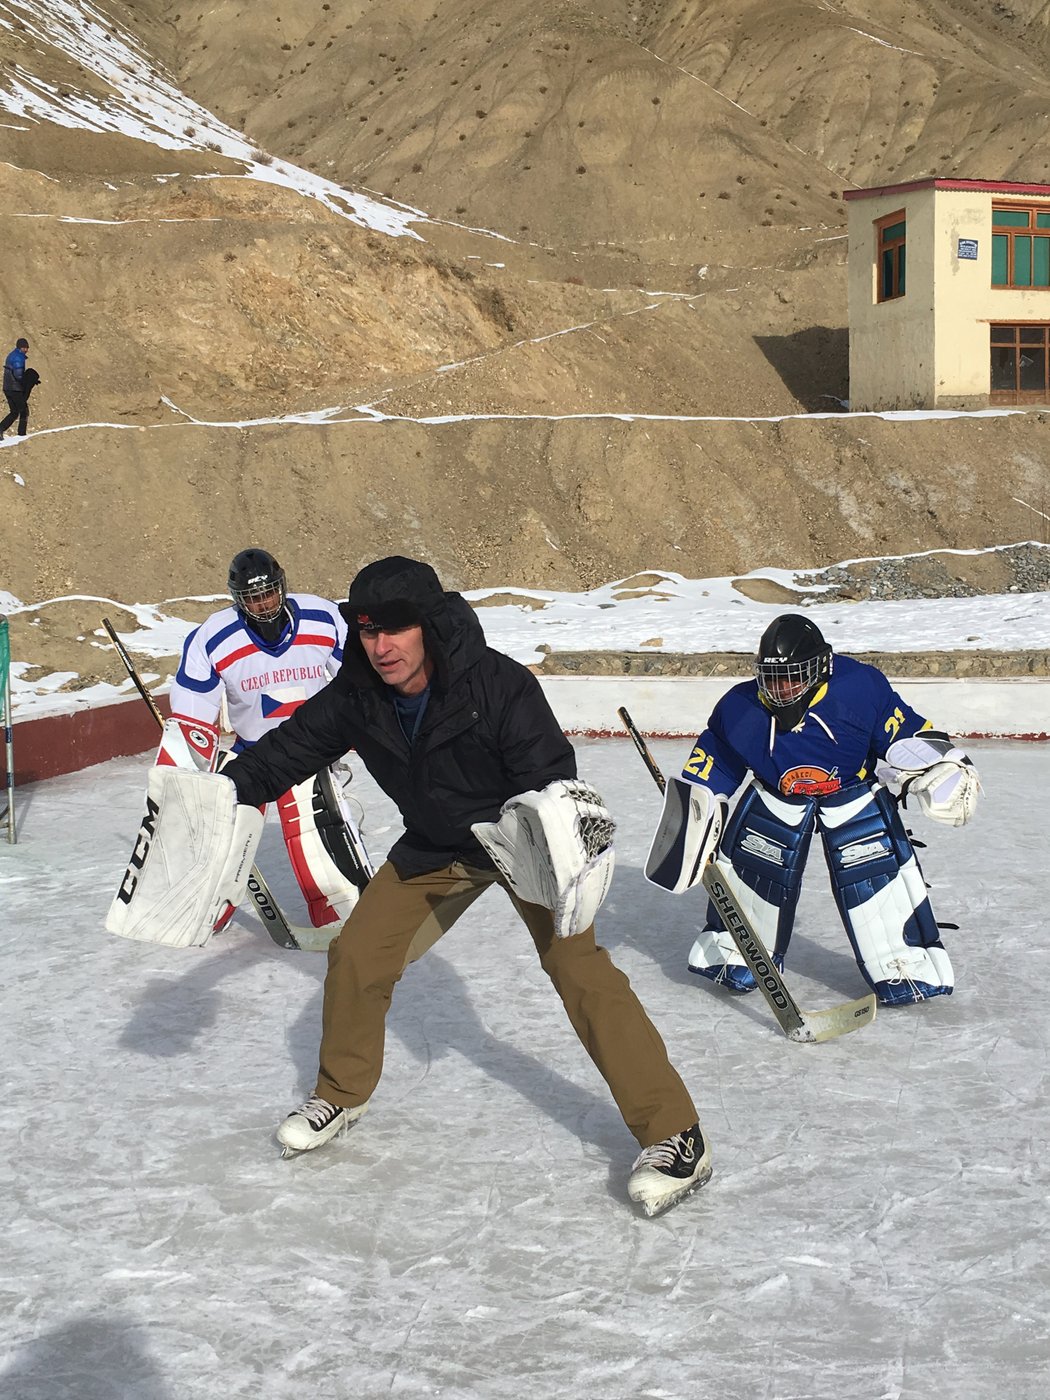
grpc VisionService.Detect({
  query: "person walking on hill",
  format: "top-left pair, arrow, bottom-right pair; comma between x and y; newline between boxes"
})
1,337 -> 32,439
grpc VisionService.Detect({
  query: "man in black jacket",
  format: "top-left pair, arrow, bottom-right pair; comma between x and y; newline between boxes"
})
224,555 -> 709,1216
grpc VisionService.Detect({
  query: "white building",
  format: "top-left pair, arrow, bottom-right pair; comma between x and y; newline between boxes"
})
845,178 -> 1050,411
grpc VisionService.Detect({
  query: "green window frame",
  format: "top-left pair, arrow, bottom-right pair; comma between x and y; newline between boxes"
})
876,211 -> 906,302
991,204 -> 1050,289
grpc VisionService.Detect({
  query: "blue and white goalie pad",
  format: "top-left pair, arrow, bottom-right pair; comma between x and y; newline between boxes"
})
817,784 -> 953,1005
106,768 -> 264,948
688,783 -> 815,992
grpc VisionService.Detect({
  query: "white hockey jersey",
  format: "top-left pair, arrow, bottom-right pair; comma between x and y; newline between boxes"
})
169,594 -> 347,747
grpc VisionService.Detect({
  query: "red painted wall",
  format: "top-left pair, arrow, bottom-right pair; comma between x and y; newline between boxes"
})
2,694 -> 171,786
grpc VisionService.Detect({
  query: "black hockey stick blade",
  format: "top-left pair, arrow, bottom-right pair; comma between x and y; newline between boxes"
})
702,859 -> 876,1044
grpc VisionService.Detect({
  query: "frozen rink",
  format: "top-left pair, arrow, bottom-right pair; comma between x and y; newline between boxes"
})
1,738 -> 1048,1400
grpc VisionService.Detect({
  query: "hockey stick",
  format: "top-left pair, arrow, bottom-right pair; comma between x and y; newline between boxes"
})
101,616 -> 334,952
616,706 -> 875,1044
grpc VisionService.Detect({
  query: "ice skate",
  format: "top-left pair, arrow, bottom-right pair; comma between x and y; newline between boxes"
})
276,1094 -> 368,1157
628,1123 -> 712,1217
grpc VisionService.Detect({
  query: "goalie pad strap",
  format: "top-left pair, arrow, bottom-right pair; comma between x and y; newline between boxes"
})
471,779 -> 616,939
645,778 -> 726,895
105,769 -> 263,948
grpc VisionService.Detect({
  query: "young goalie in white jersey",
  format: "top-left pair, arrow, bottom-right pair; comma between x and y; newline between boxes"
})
155,547 -> 370,933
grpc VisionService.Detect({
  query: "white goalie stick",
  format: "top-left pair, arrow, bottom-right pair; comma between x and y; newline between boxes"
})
617,706 -> 876,1044
102,616 -> 337,953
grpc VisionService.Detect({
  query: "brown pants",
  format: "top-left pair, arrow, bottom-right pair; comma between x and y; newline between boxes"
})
314,860 -> 698,1148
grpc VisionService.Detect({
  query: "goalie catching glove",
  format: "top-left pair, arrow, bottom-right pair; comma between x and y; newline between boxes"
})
877,731 -> 981,828
105,767 -> 264,948
471,779 -> 616,938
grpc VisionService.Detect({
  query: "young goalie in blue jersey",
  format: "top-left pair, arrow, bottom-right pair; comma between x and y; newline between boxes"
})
646,614 -> 981,1007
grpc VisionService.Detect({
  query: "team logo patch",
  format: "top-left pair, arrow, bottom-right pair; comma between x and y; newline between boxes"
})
779,765 -> 842,797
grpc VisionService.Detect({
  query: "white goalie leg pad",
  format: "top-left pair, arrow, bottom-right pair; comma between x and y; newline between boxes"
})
836,857 -> 955,992
277,772 -> 372,928
472,779 -> 616,938
818,787 -> 954,998
645,778 -> 727,894
106,769 -> 263,948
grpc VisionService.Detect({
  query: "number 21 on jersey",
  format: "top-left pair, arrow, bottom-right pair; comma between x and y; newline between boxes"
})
683,742 -> 714,782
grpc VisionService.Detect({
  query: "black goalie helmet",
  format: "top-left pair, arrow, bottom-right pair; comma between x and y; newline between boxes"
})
228,548 -> 288,636
754,614 -> 833,731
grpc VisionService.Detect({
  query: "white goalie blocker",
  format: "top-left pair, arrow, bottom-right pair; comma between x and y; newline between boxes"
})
644,778 -> 727,894
877,732 -> 981,828
105,768 -> 264,948
472,779 -> 616,938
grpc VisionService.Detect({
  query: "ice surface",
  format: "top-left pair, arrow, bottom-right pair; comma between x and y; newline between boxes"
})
1,739 -> 1048,1399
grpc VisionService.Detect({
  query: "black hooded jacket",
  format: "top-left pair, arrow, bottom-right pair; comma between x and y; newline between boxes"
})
224,557 -> 577,877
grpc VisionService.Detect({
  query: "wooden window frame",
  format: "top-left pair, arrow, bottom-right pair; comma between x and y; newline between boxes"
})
989,322 -> 1050,404
876,209 -> 906,303
991,202 -> 1050,289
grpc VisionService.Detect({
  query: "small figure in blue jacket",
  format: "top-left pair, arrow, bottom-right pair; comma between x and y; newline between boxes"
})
648,614 -> 981,1007
1,337 -> 32,439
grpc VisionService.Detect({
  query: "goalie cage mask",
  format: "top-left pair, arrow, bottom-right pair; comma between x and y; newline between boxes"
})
754,614 -> 833,732
229,548 -> 289,638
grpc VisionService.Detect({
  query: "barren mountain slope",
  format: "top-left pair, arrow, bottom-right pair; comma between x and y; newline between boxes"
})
0,0 -> 1048,700
156,0 -> 1050,244
637,0 -> 1050,188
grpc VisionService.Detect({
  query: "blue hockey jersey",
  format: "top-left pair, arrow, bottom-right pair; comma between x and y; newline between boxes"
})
680,654 -> 930,799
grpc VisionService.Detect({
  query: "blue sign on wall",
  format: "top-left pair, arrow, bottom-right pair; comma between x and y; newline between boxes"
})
957,238 -> 979,260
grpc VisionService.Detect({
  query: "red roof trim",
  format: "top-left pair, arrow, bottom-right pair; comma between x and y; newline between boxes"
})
844,178 -> 1050,201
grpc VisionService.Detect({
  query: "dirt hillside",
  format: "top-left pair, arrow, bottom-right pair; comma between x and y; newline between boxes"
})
1,0 -> 1048,692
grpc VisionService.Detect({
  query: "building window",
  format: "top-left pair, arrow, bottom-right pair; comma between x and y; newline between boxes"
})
991,204 -> 1050,288
990,323 -> 1050,403
876,212 -> 906,302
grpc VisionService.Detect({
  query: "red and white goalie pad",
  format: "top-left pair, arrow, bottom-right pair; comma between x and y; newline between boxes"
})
276,769 -> 373,928
879,732 -> 981,828
645,778 -> 727,894
156,714 -> 220,773
472,779 -> 616,938
105,768 -> 263,948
